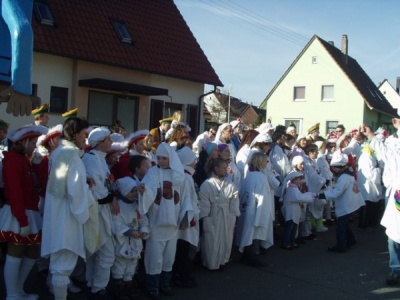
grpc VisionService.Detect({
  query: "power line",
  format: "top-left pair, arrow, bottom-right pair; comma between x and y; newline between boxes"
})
197,0 -> 308,47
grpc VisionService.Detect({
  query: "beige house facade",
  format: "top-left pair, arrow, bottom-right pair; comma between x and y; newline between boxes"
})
260,35 -> 397,137
0,1 -> 222,135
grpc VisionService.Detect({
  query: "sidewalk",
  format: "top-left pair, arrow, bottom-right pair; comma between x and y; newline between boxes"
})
1,219 -> 400,300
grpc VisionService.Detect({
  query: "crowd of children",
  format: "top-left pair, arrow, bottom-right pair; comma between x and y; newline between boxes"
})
0,105 -> 399,299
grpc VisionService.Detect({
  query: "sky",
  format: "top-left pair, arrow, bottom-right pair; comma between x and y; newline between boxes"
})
174,0 -> 400,106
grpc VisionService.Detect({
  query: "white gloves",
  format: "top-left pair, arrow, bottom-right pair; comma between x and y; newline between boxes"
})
20,225 -> 30,237
0,86 -> 36,116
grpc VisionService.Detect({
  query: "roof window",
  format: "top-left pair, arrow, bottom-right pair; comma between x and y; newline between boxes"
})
110,19 -> 133,44
34,1 -> 54,26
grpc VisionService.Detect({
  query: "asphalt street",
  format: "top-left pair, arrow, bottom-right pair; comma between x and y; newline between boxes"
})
1,218 -> 400,300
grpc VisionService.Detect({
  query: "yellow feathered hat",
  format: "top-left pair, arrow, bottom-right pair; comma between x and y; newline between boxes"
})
32,103 -> 50,116
308,122 -> 320,134
159,116 -> 174,124
62,108 -> 78,119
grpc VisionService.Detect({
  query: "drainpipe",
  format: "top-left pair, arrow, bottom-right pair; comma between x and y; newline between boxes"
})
198,85 -> 217,136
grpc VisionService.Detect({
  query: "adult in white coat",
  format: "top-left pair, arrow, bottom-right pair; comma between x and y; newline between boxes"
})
82,127 -> 118,298
363,121 -> 400,285
357,141 -> 382,229
41,117 -> 94,300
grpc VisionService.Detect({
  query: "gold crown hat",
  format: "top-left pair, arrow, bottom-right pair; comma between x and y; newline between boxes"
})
159,116 -> 174,124
62,108 -> 78,119
307,122 -> 320,135
32,103 -> 50,116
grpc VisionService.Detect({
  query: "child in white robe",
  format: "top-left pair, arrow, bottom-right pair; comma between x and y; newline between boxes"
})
111,177 -> 149,299
199,158 -> 240,270
236,152 -> 273,266
138,143 -> 193,299
320,151 -> 365,252
281,172 -> 315,249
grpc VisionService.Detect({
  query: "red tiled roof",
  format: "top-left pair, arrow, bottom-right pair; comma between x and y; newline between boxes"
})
32,0 -> 222,86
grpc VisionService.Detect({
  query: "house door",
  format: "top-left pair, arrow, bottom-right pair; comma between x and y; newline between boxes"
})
186,104 -> 198,137
150,99 -> 164,130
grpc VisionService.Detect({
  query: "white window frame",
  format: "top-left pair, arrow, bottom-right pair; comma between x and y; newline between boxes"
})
322,85 -> 334,101
326,120 -> 338,136
284,118 -> 302,135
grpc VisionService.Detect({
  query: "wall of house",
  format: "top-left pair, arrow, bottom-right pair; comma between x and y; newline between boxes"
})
379,81 -> 400,114
204,94 -> 227,124
363,106 -> 394,132
0,51 -> 206,133
74,60 -> 154,130
241,107 -> 259,125
0,52 -> 74,130
151,74 -> 205,129
266,39 -> 365,137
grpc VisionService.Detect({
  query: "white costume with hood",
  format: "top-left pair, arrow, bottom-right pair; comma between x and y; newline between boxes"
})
303,156 -> 326,219
199,174 -> 240,270
269,143 -> 292,197
216,123 -> 237,162
139,143 -> 193,274
111,178 -> 149,281
235,170 -> 274,252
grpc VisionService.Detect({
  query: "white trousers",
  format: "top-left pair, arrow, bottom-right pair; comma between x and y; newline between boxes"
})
86,236 -> 115,293
144,235 -> 178,275
111,255 -> 138,281
50,249 -> 79,287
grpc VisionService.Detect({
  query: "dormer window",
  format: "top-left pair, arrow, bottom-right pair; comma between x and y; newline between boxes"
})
110,19 -> 133,44
34,1 -> 54,26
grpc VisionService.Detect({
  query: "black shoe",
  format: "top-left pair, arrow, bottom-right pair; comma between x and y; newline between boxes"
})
148,291 -> 160,300
173,278 -> 197,288
347,240 -> 357,249
245,258 -> 269,267
386,272 -> 400,286
303,234 -> 317,241
328,246 -> 346,253
160,286 -> 174,296
281,245 -> 293,250
259,247 -> 269,255
90,289 -> 110,300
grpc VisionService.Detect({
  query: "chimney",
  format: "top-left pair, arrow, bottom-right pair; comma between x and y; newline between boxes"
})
328,41 -> 334,46
396,77 -> 400,94
341,34 -> 348,65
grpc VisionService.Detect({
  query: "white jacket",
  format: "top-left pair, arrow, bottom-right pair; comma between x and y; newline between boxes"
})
324,172 -> 364,217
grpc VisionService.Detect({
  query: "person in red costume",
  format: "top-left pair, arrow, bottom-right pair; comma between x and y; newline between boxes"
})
0,124 -> 47,299
111,129 -> 150,179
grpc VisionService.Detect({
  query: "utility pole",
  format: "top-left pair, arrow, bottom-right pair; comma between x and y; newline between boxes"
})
227,83 -> 231,123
